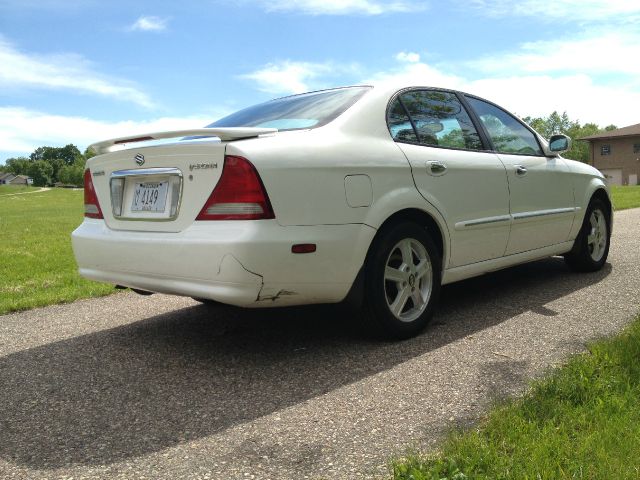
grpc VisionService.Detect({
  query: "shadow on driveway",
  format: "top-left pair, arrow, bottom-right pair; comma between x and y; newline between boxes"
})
0,258 -> 611,468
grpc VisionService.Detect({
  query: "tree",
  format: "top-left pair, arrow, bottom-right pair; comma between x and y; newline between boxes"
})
27,160 -> 53,187
522,113 -> 618,163
29,144 -> 83,183
4,157 -> 30,176
1,144 -> 94,183
83,146 -> 96,161
58,158 -> 85,186
29,144 -> 82,165
564,122 -> 600,163
523,111 -> 577,139
524,117 -> 548,137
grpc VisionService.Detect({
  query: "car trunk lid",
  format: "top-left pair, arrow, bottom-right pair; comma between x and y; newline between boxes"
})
86,128 -> 276,233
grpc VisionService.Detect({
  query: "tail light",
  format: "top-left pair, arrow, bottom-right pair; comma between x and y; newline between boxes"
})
84,169 -> 104,219
196,155 -> 275,220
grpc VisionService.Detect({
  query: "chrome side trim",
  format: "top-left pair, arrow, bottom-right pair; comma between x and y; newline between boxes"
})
454,215 -> 511,230
454,207 -> 577,230
512,207 -> 576,221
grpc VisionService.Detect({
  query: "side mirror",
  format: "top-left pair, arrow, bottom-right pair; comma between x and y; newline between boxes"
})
548,134 -> 571,154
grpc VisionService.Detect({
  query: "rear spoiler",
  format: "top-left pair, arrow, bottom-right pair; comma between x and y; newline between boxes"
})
89,127 -> 278,155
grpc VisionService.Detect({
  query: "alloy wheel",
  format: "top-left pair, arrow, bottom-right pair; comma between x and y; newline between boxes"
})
383,238 -> 433,322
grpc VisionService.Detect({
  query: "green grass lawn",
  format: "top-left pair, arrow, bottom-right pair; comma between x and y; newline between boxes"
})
0,184 -> 37,194
392,316 -> 640,479
611,184 -> 640,210
0,187 -> 114,315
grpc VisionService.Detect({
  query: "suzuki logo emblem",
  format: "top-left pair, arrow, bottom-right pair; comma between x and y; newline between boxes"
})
134,153 -> 145,166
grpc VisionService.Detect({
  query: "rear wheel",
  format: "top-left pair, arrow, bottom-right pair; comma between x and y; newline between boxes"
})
361,222 -> 441,339
564,198 -> 610,272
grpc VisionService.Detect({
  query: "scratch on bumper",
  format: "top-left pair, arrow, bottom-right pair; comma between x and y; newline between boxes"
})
216,253 -> 263,288
216,253 -> 297,302
256,289 -> 298,302
216,254 -> 298,303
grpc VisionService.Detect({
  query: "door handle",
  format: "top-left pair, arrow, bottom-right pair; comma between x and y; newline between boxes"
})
427,161 -> 447,176
515,165 -> 527,176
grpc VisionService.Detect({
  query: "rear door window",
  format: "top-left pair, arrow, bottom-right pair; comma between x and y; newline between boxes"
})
388,97 -> 417,142
388,90 -> 484,151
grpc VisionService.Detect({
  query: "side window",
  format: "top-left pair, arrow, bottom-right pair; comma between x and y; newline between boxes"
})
466,96 -> 543,156
387,98 -> 417,142
394,90 -> 483,150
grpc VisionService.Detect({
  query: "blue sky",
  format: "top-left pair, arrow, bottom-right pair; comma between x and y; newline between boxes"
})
1,0 -> 639,161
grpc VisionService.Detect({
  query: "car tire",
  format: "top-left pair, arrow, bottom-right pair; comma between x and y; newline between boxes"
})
361,222 -> 441,340
564,198 -> 610,272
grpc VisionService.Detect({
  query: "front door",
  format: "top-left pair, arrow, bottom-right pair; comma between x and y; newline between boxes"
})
465,96 -> 575,255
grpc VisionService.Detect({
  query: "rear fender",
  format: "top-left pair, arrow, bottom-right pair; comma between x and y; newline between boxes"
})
360,186 -> 451,269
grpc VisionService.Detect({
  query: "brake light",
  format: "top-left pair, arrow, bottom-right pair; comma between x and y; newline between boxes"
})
196,155 -> 275,220
84,169 -> 104,219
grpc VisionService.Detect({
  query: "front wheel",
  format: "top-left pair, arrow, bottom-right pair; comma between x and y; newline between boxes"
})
361,222 -> 441,340
564,198 -> 611,272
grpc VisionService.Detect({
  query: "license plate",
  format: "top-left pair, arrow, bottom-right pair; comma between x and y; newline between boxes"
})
131,181 -> 169,212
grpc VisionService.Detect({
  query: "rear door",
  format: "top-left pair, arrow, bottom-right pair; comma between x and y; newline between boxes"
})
465,96 -> 576,255
389,89 -> 511,268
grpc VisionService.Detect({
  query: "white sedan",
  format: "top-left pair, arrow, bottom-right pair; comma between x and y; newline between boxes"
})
73,84 -> 612,339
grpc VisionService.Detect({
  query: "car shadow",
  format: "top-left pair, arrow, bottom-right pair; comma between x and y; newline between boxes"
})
0,258 -> 611,469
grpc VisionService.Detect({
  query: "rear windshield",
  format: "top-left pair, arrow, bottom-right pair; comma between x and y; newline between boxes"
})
206,86 -> 371,131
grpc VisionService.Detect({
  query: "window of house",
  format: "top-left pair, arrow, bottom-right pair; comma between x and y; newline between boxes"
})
633,144 -> 640,153
601,144 -> 611,155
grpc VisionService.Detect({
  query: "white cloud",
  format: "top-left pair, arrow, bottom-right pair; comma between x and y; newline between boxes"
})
243,42 -> 640,127
466,75 -> 640,127
395,51 -> 421,63
254,0 -> 425,15
456,30 -> 640,124
0,107 -> 224,156
242,61 -> 335,94
0,37 -> 153,108
129,15 -> 168,32
365,54 -> 463,89
468,0 -> 640,21
471,32 -> 640,77
364,51 -> 640,127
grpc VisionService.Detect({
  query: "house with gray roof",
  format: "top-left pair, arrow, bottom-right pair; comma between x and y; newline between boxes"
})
0,173 -> 33,185
0,172 -> 16,184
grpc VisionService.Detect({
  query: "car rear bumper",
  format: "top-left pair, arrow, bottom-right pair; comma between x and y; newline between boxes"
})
72,219 -> 375,307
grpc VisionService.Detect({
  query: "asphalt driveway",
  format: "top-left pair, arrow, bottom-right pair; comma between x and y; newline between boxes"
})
1,208 -> 638,479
